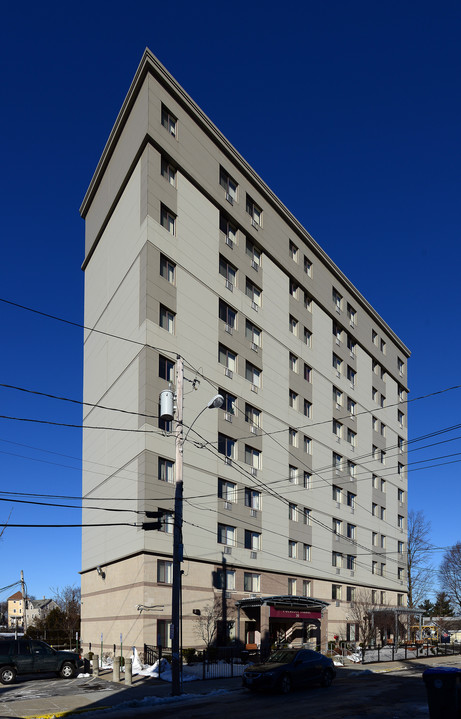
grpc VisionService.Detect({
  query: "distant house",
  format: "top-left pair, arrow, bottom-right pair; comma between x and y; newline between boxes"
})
7,591 -> 24,628
26,598 -> 59,627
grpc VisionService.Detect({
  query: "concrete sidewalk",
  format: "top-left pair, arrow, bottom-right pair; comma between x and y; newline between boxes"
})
1,653 -> 460,719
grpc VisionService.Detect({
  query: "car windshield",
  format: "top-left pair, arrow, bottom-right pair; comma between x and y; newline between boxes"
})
266,650 -> 298,664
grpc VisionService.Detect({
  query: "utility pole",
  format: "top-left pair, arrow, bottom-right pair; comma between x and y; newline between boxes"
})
20,570 -> 27,634
171,355 -> 184,696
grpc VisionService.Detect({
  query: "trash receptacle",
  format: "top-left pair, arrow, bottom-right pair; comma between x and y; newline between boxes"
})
423,667 -> 461,719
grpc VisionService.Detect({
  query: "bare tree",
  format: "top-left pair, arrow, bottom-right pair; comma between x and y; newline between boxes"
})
407,510 -> 433,607
193,596 -> 235,649
438,542 -> 461,613
51,585 -> 81,646
346,590 -> 377,645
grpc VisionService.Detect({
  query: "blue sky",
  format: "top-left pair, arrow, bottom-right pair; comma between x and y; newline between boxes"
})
0,0 -> 460,602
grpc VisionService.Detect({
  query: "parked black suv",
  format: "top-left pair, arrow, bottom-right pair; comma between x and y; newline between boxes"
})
0,638 -> 83,684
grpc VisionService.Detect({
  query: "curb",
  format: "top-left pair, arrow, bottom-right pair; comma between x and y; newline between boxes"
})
23,709 -> 111,719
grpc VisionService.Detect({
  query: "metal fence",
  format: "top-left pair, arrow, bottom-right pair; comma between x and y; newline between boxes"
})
361,642 -> 461,664
144,645 -> 253,681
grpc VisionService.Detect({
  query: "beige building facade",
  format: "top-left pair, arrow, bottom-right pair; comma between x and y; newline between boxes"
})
80,49 -> 410,655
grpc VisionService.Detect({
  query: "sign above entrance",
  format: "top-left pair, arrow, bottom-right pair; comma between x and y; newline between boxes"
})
270,608 -> 321,619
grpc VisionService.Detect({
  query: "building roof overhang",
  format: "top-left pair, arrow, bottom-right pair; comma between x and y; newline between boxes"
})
235,595 -> 329,612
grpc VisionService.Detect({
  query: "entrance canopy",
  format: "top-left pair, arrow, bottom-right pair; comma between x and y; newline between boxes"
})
236,595 -> 329,617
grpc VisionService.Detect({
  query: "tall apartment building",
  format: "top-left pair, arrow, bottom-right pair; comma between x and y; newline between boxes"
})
80,49 -> 410,654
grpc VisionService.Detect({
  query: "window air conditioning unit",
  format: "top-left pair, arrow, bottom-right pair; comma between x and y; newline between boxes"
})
251,342 -> 258,352
250,551 -> 257,560
223,547 -> 232,555
251,467 -> 258,477
225,280 -> 233,292
251,219 -> 258,229
225,368 -> 233,379
251,301 -> 258,311
224,501 -> 231,510
224,412 -> 232,422
251,384 -> 258,393
225,193 -> 234,205
225,324 -> 233,334
250,508 -> 257,518
251,260 -> 259,271
250,425 -> 257,434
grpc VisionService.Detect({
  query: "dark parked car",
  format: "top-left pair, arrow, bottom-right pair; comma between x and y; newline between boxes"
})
242,648 -> 336,694
0,638 -> 83,684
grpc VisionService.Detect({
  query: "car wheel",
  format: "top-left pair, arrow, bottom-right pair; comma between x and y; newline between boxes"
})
280,674 -> 292,694
0,666 -> 16,685
60,661 -> 76,679
321,669 -> 334,687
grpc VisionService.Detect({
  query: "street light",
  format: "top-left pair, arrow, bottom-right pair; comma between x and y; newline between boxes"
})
160,359 -> 223,695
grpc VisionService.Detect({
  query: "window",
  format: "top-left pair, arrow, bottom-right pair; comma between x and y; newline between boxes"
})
304,364 -> 312,382
333,387 -> 342,407
289,389 -> 298,409
220,213 -> 238,246
380,478 -> 386,492
398,489 -> 405,503
246,239 -> 261,268
372,387 -> 378,402
245,530 -> 261,550
332,485 -> 341,502
246,195 -> 262,226
346,587 -> 356,604
289,353 -> 298,372
380,450 -> 386,465
160,205 -> 176,234
160,254 -> 175,284
161,158 -> 176,186
372,561 -> 377,575
332,518 -> 342,535
288,503 -> 298,521
245,445 -> 261,470
246,361 -> 261,387
288,540 -> 297,558
398,463 -> 404,476
219,300 -> 237,329
218,524 -> 235,546
245,403 -> 261,427
372,503 -> 377,517
398,567 -> 404,580
380,394 -> 385,408
303,507 -> 311,525
380,568 -> 386,581
397,593 -> 405,607
289,428 -> 298,447
398,410 -> 405,428
346,523 -> 356,540
333,420 -> 342,438
304,292 -> 312,311
303,399 -> 312,418
380,535 -> 386,548
304,256 -> 312,276
218,478 -> 237,503
347,491 -> 356,509
288,578 -> 297,596
218,344 -> 237,372
332,353 -> 342,375
347,335 -> 356,356
289,465 -> 299,484
333,452 -> 342,470
246,278 -> 262,307
159,305 -> 175,333
332,288 -> 342,311
372,474 -> 378,488
347,429 -> 356,447
244,572 -> 260,592
157,619 -> 172,648
380,506 -> 386,520
347,304 -> 356,326
347,366 -> 356,387
398,358 -> 404,375
372,531 -> 377,546
216,569 -> 236,591
398,385 -> 405,402
158,457 -> 175,483
347,460 -> 356,478
301,543 -> 311,561
331,552 -> 343,569
303,327 -> 312,347
303,472 -> 311,489
333,322 -> 342,342
219,167 -> 238,202
219,255 -> 237,288
372,329 -> 378,345
372,445 -> 379,460
157,560 -> 173,584
289,315 -> 298,335
332,584 -> 342,600
380,422 -> 386,437
398,436 -> 405,452
346,555 -> 355,571
218,433 -> 236,460
289,279 -> 299,299
304,436 -> 312,454
303,580 -> 311,597
159,355 -> 175,382
245,488 -> 261,509
246,320 -> 261,347
289,240 -> 298,262
398,541 -> 404,555
380,339 -> 386,353
159,511 -> 174,534
220,389 -> 237,415
398,514 -> 405,529
161,105 -> 177,136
